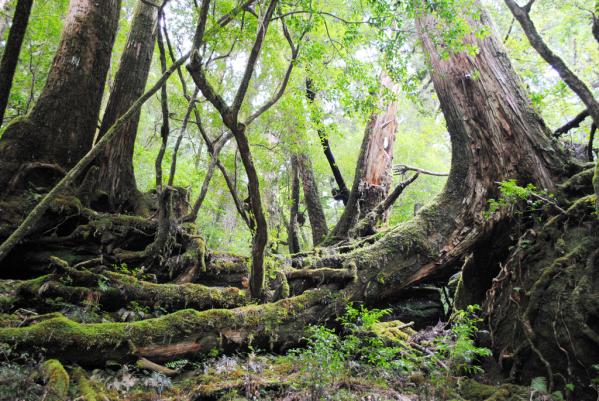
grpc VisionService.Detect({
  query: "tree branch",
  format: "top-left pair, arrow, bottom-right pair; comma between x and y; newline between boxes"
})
553,109 -> 590,137
393,164 -> 448,177
244,14 -> 301,125
231,0 -> 278,115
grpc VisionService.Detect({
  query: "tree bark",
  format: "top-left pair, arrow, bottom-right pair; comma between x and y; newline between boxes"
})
288,155 -> 301,254
504,0 -> 599,128
296,153 -> 328,245
0,0 -> 33,125
94,0 -> 159,213
0,0 -> 121,190
330,74 -> 400,240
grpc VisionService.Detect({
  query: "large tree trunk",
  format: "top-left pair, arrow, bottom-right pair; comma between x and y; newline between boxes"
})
94,0 -> 159,214
330,74 -> 400,240
0,0 -> 33,125
296,153 -> 328,245
0,0 -> 121,191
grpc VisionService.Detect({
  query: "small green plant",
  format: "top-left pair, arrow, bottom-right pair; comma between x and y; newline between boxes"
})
288,325 -> 346,400
112,263 -> 150,280
485,179 -> 563,219
164,359 -> 189,370
439,305 -> 492,376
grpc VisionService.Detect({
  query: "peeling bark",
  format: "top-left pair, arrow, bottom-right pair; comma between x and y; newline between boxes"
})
330,74 -> 400,240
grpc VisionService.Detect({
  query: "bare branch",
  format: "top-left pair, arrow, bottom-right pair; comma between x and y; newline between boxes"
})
191,0 -> 212,51
393,164 -> 448,177
553,109 -> 590,137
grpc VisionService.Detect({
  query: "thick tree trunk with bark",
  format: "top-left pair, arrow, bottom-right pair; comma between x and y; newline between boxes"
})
0,0 -> 121,191
94,0 -> 159,213
296,153 -> 328,245
330,74 -> 400,240
0,0 -> 33,125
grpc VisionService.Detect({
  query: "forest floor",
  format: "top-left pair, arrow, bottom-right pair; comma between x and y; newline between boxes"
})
0,295 -> 545,401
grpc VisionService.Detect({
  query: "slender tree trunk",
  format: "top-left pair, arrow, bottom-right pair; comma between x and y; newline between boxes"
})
330,74 -> 399,240
296,153 -> 328,245
94,0 -> 159,213
0,0 -> 121,191
288,155 -> 301,254
504,0 -> 599,128
305,78 -> 350,204
0,0 -> 33,125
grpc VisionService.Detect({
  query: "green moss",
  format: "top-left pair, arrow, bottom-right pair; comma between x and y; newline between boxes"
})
371,320 -> 415,343
0,289 -> 331,363
72,368 -> 99,401
458,379 -> 528,401
42,359 -> 69,401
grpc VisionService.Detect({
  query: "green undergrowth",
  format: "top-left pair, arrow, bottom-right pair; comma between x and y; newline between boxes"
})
0,304 -> 542,400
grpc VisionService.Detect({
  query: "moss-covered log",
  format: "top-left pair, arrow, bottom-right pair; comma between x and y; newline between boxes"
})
11,267 -> 247,313
0,289 -> 335,364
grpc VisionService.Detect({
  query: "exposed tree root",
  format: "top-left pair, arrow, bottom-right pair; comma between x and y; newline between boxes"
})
485,188 -> 599,398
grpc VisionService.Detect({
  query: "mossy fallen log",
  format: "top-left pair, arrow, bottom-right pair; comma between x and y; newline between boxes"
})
0,289 -> 336,365
13,268 -> 248,313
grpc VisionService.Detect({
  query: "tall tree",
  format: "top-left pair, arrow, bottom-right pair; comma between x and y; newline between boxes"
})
296,152 -> 328,245
94,0 -> 159,213
0,0 -> 121,190
0,0 -> 33,125
188,0 -> 299,298
330,73 -> 399,239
